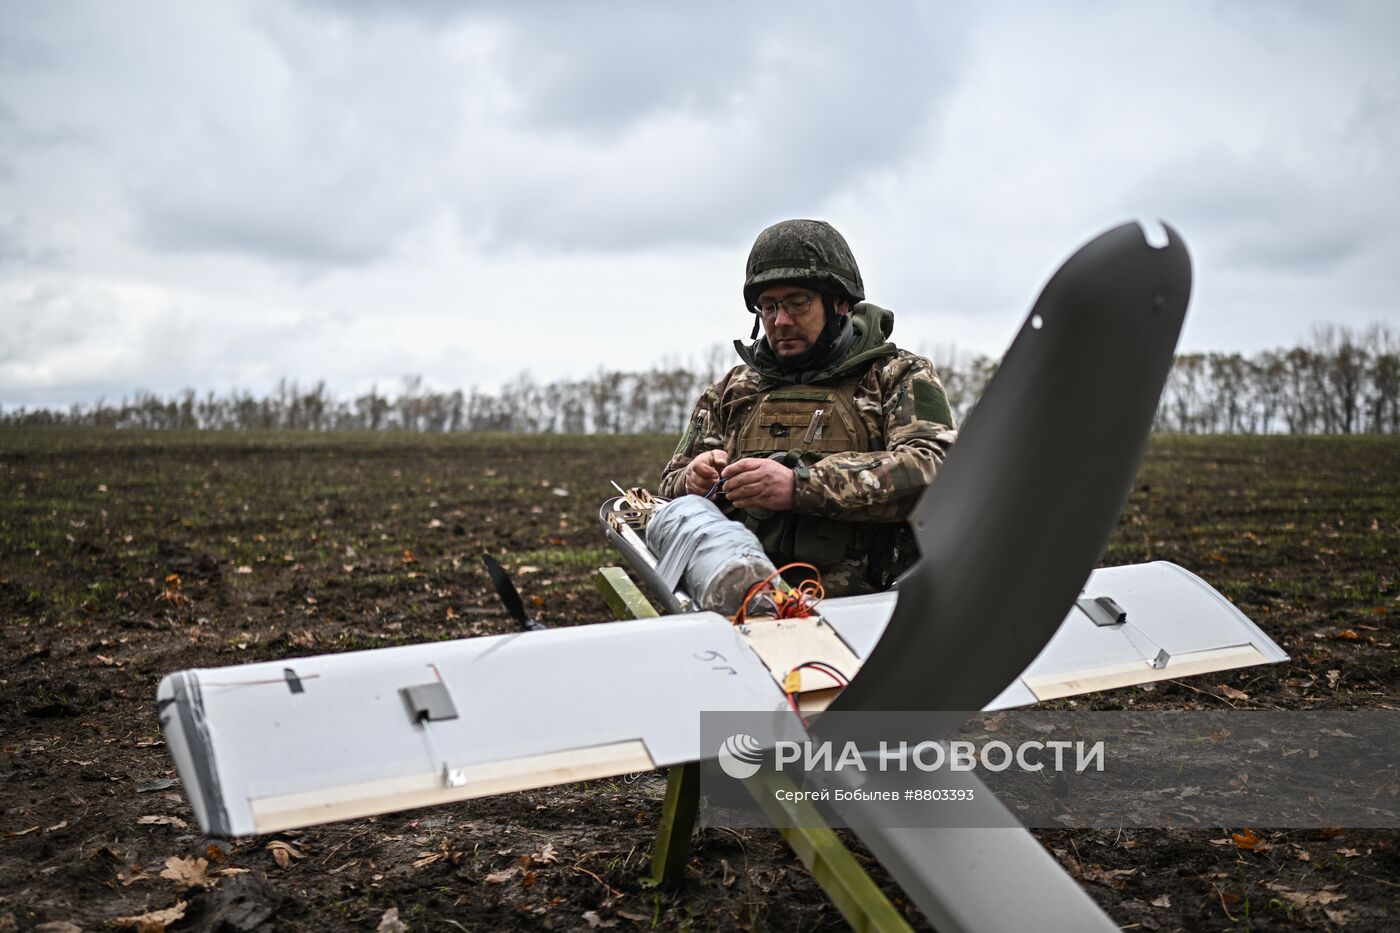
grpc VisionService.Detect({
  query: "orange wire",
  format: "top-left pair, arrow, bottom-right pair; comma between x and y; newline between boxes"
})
732,562 -> 824,624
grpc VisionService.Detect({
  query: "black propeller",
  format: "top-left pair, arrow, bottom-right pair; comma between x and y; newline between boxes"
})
481,554 -> 548,632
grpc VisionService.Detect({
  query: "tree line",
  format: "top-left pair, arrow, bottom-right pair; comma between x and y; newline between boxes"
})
4,324 -> 1396,435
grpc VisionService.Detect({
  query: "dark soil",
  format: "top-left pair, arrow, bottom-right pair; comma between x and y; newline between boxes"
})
1,430 -> 1396,931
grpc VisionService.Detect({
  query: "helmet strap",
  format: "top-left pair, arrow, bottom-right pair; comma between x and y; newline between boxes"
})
750,315 -> 760,340
821,293 -> 843,343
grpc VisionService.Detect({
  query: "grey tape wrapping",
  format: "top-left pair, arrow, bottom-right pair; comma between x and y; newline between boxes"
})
646,496 -> 777,615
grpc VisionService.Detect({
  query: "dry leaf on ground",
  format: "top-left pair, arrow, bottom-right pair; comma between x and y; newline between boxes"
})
117,865 -> 153,886
159,855 -> 214,889
1151,894 -> 1171,908
112,900 -> 187,933
1230,828 -> 1270,851
266,839 -> 304,869
535,842 -> 559,864
376,907 -> 408,933
1217,684 -> 1249,701
138,815 -> 188,829
1266,882 -> 1348,909
1080,864 -> 1135,890
484,866 -> 519,884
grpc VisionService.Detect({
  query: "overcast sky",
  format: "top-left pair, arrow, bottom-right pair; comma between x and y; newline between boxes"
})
2,1 -> 1397,409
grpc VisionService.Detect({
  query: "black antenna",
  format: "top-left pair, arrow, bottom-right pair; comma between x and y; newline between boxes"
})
481,554 -> 548,632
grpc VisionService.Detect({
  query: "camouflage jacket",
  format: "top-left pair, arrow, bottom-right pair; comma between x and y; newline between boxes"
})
659,303 -> 958,593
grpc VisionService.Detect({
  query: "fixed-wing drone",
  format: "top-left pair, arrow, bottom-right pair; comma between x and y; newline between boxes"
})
158,222 -> 1287,932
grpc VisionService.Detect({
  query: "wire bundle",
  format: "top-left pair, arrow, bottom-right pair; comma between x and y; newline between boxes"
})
731,562 -> 825,625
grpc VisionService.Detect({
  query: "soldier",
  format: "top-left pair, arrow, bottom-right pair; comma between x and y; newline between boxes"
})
659,219 -> 959,597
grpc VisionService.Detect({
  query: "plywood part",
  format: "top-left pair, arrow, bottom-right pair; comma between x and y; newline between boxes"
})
252,739 -> 654,834
738,616 -> 863,693
1023,644 -> 1270,701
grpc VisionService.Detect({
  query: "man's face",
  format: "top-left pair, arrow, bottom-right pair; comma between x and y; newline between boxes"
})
757,285 -> 848,357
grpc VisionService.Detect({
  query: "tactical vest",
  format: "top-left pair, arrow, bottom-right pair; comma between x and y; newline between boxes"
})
732,375 -> 886,570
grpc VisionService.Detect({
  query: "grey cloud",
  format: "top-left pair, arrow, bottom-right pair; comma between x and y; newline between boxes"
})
1344,75 -> 1400,145
283,2 -> 971,253
8,2 -> 971,267
490,8 -> 760,134
1131,150 -> 1379,274
138,188 -> 398,267
296,0 -> 481,26
451,9 -> 971,251
295,0 -> 757,132
0,284 -> 91,367
0,215 -> 71,269
0,16 -> 61,71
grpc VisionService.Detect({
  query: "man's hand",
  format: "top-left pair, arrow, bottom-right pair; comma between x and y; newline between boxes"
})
685,449 -> 730,496
721,457 -> 796,511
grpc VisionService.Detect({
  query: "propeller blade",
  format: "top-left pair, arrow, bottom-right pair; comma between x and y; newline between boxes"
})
830,220 -> 1191,717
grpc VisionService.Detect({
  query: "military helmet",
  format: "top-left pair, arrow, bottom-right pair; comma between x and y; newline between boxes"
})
743,219 -> 865,310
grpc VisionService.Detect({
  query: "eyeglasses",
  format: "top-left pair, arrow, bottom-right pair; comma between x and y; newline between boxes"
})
752,291 -> 819,321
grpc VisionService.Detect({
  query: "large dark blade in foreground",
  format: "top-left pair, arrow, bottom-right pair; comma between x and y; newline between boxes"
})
823,221 -> 1190,933
831,220 -> 1191,715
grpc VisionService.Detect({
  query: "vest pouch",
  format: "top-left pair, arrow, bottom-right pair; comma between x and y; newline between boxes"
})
744,503 -> 857,568
736,387 -> 865,457
733,377 -> 875,572
792,513 -> 856,566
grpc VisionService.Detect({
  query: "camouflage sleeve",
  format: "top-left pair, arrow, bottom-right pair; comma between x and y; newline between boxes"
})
790,354 -> 958,522
658,377 -> 727,499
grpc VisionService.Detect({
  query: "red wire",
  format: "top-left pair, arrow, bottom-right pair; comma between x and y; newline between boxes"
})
733,562 -> 824,624
792,660 -> 848,688
783,659 -> 849,726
